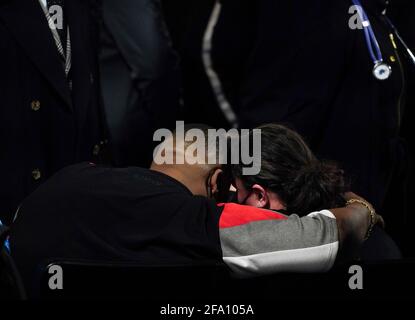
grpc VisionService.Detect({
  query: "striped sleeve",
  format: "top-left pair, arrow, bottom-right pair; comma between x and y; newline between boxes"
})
218,203 -> 339,278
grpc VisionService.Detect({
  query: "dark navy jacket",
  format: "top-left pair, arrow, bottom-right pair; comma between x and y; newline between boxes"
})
0,0 -> 106,224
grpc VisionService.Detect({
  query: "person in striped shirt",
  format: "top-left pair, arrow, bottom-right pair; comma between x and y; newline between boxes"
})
228,124 -> 398,273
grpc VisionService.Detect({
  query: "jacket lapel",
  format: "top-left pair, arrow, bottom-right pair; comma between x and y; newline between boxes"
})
0,0 -> 72,109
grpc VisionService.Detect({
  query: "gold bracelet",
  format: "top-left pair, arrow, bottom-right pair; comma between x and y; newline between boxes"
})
346,199 -> 377,241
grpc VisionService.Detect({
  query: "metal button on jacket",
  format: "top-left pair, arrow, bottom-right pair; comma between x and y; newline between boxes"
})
32,169 -> 42,181
30,100 -> 41,111
93,144 -> 100,156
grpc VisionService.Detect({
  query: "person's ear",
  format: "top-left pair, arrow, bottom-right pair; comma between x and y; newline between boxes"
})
251,184 -> 269,208
209,168 -> 223,196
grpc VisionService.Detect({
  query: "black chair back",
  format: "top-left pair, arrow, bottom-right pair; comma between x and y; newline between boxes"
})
34,260 -> 230,300
0,226 -> 26,300
33,259 -> 415,300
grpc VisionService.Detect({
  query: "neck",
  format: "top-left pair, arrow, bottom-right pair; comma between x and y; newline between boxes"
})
268,193 -> 287,212
150,165 -> 205,196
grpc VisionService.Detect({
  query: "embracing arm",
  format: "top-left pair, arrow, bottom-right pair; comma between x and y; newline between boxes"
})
219,197 -> 373,277
330,192 -> 380,262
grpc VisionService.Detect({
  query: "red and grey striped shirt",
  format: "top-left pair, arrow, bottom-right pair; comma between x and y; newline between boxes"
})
218,203 -> 339,277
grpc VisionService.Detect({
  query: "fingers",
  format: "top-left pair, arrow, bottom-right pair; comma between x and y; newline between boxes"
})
376,214 -> 386,229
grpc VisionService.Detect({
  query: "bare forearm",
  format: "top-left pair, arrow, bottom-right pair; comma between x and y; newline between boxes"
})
331,204 -> 371,261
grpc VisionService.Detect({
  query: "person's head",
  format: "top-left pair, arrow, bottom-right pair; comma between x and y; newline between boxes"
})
232,124 -> 349,215
150,124 -> 230,200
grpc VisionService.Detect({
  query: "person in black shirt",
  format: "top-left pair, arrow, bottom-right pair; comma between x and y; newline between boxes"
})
9,125 -> 376,292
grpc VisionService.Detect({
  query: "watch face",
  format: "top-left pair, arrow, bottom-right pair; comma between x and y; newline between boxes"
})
373,62 -> 392,80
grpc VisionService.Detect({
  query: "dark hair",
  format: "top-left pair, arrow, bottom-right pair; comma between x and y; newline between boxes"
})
232,124 -> 349,216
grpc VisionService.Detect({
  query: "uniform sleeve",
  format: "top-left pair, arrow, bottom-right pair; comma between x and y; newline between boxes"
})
219,203 -> 339,278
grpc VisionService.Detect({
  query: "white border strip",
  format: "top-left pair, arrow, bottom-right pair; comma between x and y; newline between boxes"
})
224,242 -> 339,278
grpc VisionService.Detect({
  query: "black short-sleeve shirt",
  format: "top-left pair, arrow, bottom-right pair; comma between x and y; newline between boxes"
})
10,163 -> 224,287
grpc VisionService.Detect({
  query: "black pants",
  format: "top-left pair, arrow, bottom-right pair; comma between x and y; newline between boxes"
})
381,138 -> 412,257
99,0 -> 181,168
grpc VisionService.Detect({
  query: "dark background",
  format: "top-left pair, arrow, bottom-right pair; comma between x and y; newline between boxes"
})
161,0 -> 415,256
